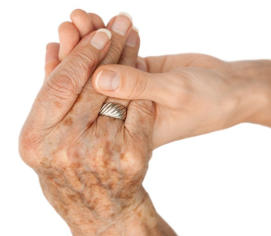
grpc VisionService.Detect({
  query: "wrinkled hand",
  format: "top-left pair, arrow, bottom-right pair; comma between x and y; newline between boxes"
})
19,16 -> 155,235
91,54 -> 271,147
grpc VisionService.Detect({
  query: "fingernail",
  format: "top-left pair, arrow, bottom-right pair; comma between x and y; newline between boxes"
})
91,29 -> 112,50
111,14 -> 131,36
96,70 -> 120,91
126,27 -> 138,47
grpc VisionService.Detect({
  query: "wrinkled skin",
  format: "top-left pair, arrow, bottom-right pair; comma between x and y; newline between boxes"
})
19,15 -> 157,235
35,101 -> 153,233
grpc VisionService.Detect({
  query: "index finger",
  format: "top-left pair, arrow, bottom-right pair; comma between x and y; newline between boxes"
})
25,29 -> 112,133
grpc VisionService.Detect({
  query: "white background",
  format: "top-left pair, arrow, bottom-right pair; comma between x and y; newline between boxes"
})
0,0 -> 271,235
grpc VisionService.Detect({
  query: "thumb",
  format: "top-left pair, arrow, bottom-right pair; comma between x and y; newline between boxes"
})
92,64 -> 173,105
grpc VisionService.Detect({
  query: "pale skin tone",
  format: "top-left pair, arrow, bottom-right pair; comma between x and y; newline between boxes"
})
20,10 -> 176,236
20,9 -> 271,236
92,55 -> 271,148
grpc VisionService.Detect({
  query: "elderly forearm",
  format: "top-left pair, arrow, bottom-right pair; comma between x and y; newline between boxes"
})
70,191 -> 177,236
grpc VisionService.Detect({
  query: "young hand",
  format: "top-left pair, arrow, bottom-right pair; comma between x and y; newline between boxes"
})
91,54 -> 271,148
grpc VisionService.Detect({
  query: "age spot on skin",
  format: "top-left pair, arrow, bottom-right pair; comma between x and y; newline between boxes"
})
54,101 -> 63,108
63,117 -> 73,126
120,152 -> 125,160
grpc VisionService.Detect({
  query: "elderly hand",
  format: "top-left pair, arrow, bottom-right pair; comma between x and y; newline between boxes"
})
19,11 -> 177,235
90,54 -> 271,148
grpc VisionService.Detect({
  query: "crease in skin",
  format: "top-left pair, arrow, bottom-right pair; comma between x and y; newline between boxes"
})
18,11 -> 181,235
35,10 -> 271,234
34,111 -> 153,226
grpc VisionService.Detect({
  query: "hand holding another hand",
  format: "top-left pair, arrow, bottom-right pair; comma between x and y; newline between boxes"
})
19,8 -> 271,236
92,54 -> 271,147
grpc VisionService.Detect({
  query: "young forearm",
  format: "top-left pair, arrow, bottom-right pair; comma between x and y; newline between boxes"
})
229,60 -> 271,127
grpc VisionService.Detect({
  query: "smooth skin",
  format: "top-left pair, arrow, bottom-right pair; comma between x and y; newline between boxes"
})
91,54 -> 271,148
21,10 -> 177,236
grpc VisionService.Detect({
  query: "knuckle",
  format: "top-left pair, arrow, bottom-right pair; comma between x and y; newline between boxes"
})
19,127 -> 40,168
121,151 -> 146,177
45,50 -> 97,100
110,41 -> 123,56
70,48 -> 97,75
46,73 -> 77,100
102,41 -> 123,64
128,71 -> 148,98
131,100 -> 154,118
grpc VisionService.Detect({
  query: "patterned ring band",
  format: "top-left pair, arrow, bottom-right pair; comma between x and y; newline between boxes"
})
99,102 -> 127,120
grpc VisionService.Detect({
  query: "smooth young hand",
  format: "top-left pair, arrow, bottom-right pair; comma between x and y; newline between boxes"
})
91,54 -> 271,148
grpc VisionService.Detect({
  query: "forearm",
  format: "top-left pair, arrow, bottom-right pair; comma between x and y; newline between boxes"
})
70,190 -> 176,236
229,60 -> 271,127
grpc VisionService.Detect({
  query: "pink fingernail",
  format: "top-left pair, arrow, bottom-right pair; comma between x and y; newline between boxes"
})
96,70 -> 120,91
111,15 -> 132,36
90,29 -> 112,50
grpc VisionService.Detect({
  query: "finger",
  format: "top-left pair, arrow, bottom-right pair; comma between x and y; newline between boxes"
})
125,99 -> 155,151
29,29 -> 112,131
135,57 -> 147,72
100,14 -> 133,108
100,14 -> 133,65
70,9 -> 105,37
118,27 -> 140,66
58,21 -> 80,60
88,13 -> 105,29
63,14 -> 133,132
92,64 -> 186,108
143,54 -> 212,73
45,43 -> 60,78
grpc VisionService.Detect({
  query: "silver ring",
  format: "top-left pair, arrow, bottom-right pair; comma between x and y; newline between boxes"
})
99,102 -> 127,120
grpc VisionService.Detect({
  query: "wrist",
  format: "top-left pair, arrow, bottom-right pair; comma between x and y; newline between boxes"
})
228,60 -> 271,126
69,188 -> 147,236
70,188 -> 176,236
110,191 -> 177,236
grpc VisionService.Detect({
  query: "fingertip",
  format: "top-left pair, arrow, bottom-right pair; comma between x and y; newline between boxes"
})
45,42 -> 59,64
118,12 -> 133,21
46,43 -> 59,61
46,42 -> 59,49
118,27 -> 140,66
70,8 -> 86,19
88,13 -> 105,29
92,64 -> 149,100
71,9 -> 95,36
107,14 -> 133,36
58,21 -> 80,60
45,42 -> 60,77
92,65 -> 108,89
91,65 -> 120,92
90,28 -> 112,50
58,21 -> 73,34
125,27 -> 139,47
